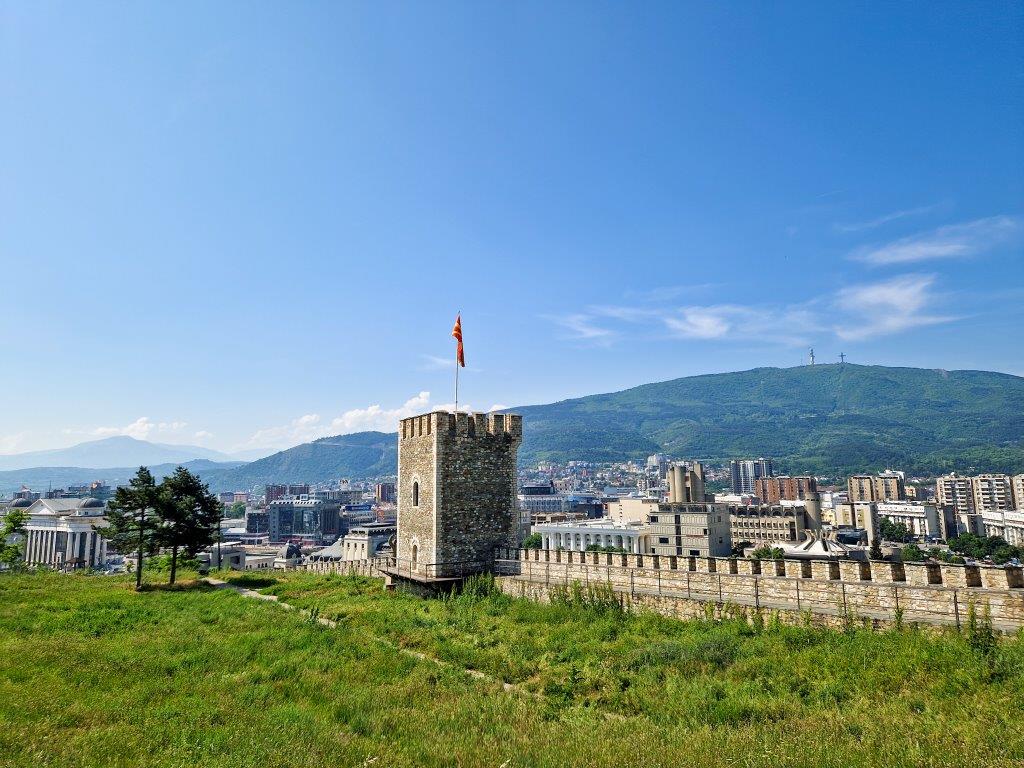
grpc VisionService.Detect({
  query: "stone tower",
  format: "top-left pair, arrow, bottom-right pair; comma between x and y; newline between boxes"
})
397,410 -> 522,577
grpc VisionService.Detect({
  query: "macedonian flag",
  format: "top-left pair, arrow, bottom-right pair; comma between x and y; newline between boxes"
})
452,314 -> 465,367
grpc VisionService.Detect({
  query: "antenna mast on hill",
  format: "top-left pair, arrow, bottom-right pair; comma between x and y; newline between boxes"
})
808,347 -> 816,366
839,352 -> 846,364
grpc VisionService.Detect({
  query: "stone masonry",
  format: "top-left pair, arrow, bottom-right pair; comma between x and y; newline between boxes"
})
397,411 -> 521,578
495,547 -> 1024,632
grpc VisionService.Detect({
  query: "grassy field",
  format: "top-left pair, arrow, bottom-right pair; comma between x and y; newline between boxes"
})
1,570 -> 1023,767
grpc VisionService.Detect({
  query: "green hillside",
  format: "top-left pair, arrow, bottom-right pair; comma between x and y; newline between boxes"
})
192,364 -> 1024,490
201,431 -> 396,492
2,570 -> 1021,767
514,364 -> 1024,475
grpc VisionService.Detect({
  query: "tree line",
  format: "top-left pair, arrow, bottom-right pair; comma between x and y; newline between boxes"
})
105,466 -> 222,589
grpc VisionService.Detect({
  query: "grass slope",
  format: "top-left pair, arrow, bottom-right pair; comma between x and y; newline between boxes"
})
514,363 -> 1024,474
2,570 -> 1022,767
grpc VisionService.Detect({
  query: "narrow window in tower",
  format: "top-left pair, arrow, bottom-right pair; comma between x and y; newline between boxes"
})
413,481 -> 420,507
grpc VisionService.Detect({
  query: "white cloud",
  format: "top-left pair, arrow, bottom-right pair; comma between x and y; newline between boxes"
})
833,274 -> 955,340
852,215 -> 1020,265
244,392 -> 433,450
662,307 -> 734,339
835,204 -> 940,233
193,430 -> 215,442
72,417 -> 190,441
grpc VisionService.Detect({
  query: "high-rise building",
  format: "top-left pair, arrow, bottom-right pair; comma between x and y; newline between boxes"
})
753,475 -> 817,503
936,474 -> 975,517
972,474 -> 1016,513
375,482 -> 396,504
1014,475 -> 1024,510
729,458 -> 773,494
848,471 -> 906,502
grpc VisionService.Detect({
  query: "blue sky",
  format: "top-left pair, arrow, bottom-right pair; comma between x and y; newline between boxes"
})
1,1 -> 1022,455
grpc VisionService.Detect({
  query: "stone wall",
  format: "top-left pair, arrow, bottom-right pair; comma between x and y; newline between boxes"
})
305,558 -> 383,578
496,548 -> 1024,631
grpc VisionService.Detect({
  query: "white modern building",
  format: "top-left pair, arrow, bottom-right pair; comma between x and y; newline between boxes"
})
532,518 -> 649,554
876,501 -> 943,538
18,497 -> 109,570
981,510 -> 1024,547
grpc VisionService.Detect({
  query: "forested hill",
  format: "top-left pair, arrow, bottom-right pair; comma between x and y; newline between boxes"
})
200,432 -> 397,492
512,364 -> 1024,476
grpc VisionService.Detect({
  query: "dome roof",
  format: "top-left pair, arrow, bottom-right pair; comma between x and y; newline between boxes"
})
79,498 -> 104,509
10,498 -> 31,508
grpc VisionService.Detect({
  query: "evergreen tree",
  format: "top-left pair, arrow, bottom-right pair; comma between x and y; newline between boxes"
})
0,508 -> 29,569
157,467 -> 222,585
104,467 -> 160,590
869,536 -> 884,561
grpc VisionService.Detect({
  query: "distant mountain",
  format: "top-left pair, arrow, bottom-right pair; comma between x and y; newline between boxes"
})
0,436 -> 243,472
0,459 -> 244,497
200,432 -> 397,492
513,364 -> 1024,475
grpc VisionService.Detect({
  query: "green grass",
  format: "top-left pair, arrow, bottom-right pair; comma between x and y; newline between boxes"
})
2,570 -> 1023,767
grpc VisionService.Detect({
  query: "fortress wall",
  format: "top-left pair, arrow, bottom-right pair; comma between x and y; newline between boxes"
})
496,548 -> 1024,631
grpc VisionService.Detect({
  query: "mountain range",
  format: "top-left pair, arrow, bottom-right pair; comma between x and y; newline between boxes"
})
3,364 -> 1022,495
0,436 -> 263,472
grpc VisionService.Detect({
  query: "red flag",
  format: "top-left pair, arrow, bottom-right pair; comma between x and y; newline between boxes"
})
451,314 -> 465,367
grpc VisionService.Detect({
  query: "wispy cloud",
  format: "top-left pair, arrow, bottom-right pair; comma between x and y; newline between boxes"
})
548,273 -> 963,348
851,215 -> 1020,265
835,204 -> 941,233
833,274 -> 956,340
547,313 -> 616,345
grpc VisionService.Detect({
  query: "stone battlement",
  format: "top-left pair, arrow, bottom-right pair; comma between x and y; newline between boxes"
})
495,547 -> 1024,631
399,411 -> 522,441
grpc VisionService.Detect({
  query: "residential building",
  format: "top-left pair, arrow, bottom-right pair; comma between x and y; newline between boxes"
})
729,458 -> 773,495
936,474 -> 975,517
1013,475 -> 1024,510
875,501 -> 943,539
753,475 -> 817,503
972,474 -> 1016,513
847,471 -> 906,502
375,482 -> 396,504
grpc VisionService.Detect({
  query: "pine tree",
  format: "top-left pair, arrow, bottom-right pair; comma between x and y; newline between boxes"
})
157,467 -> 222,585
869,536 -> 883,561
104,467 -> 160,590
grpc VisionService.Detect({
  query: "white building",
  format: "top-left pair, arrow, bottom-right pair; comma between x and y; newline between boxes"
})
876,501 -> 943,538
18,498 -> 109,570
981,510 -> 1024,547
309,523 -> 397,562
532,518 -> 649,554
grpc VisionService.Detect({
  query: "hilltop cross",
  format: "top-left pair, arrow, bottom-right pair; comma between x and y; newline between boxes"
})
839,352 -> 846,363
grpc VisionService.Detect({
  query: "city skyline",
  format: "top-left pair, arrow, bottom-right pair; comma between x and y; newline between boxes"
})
2,2 -> 1022,454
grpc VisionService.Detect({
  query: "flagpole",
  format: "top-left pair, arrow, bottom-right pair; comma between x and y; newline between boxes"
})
454,310 -> 461,412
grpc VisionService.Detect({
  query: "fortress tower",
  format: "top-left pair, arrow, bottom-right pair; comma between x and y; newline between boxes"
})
396,410 -> 522,578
